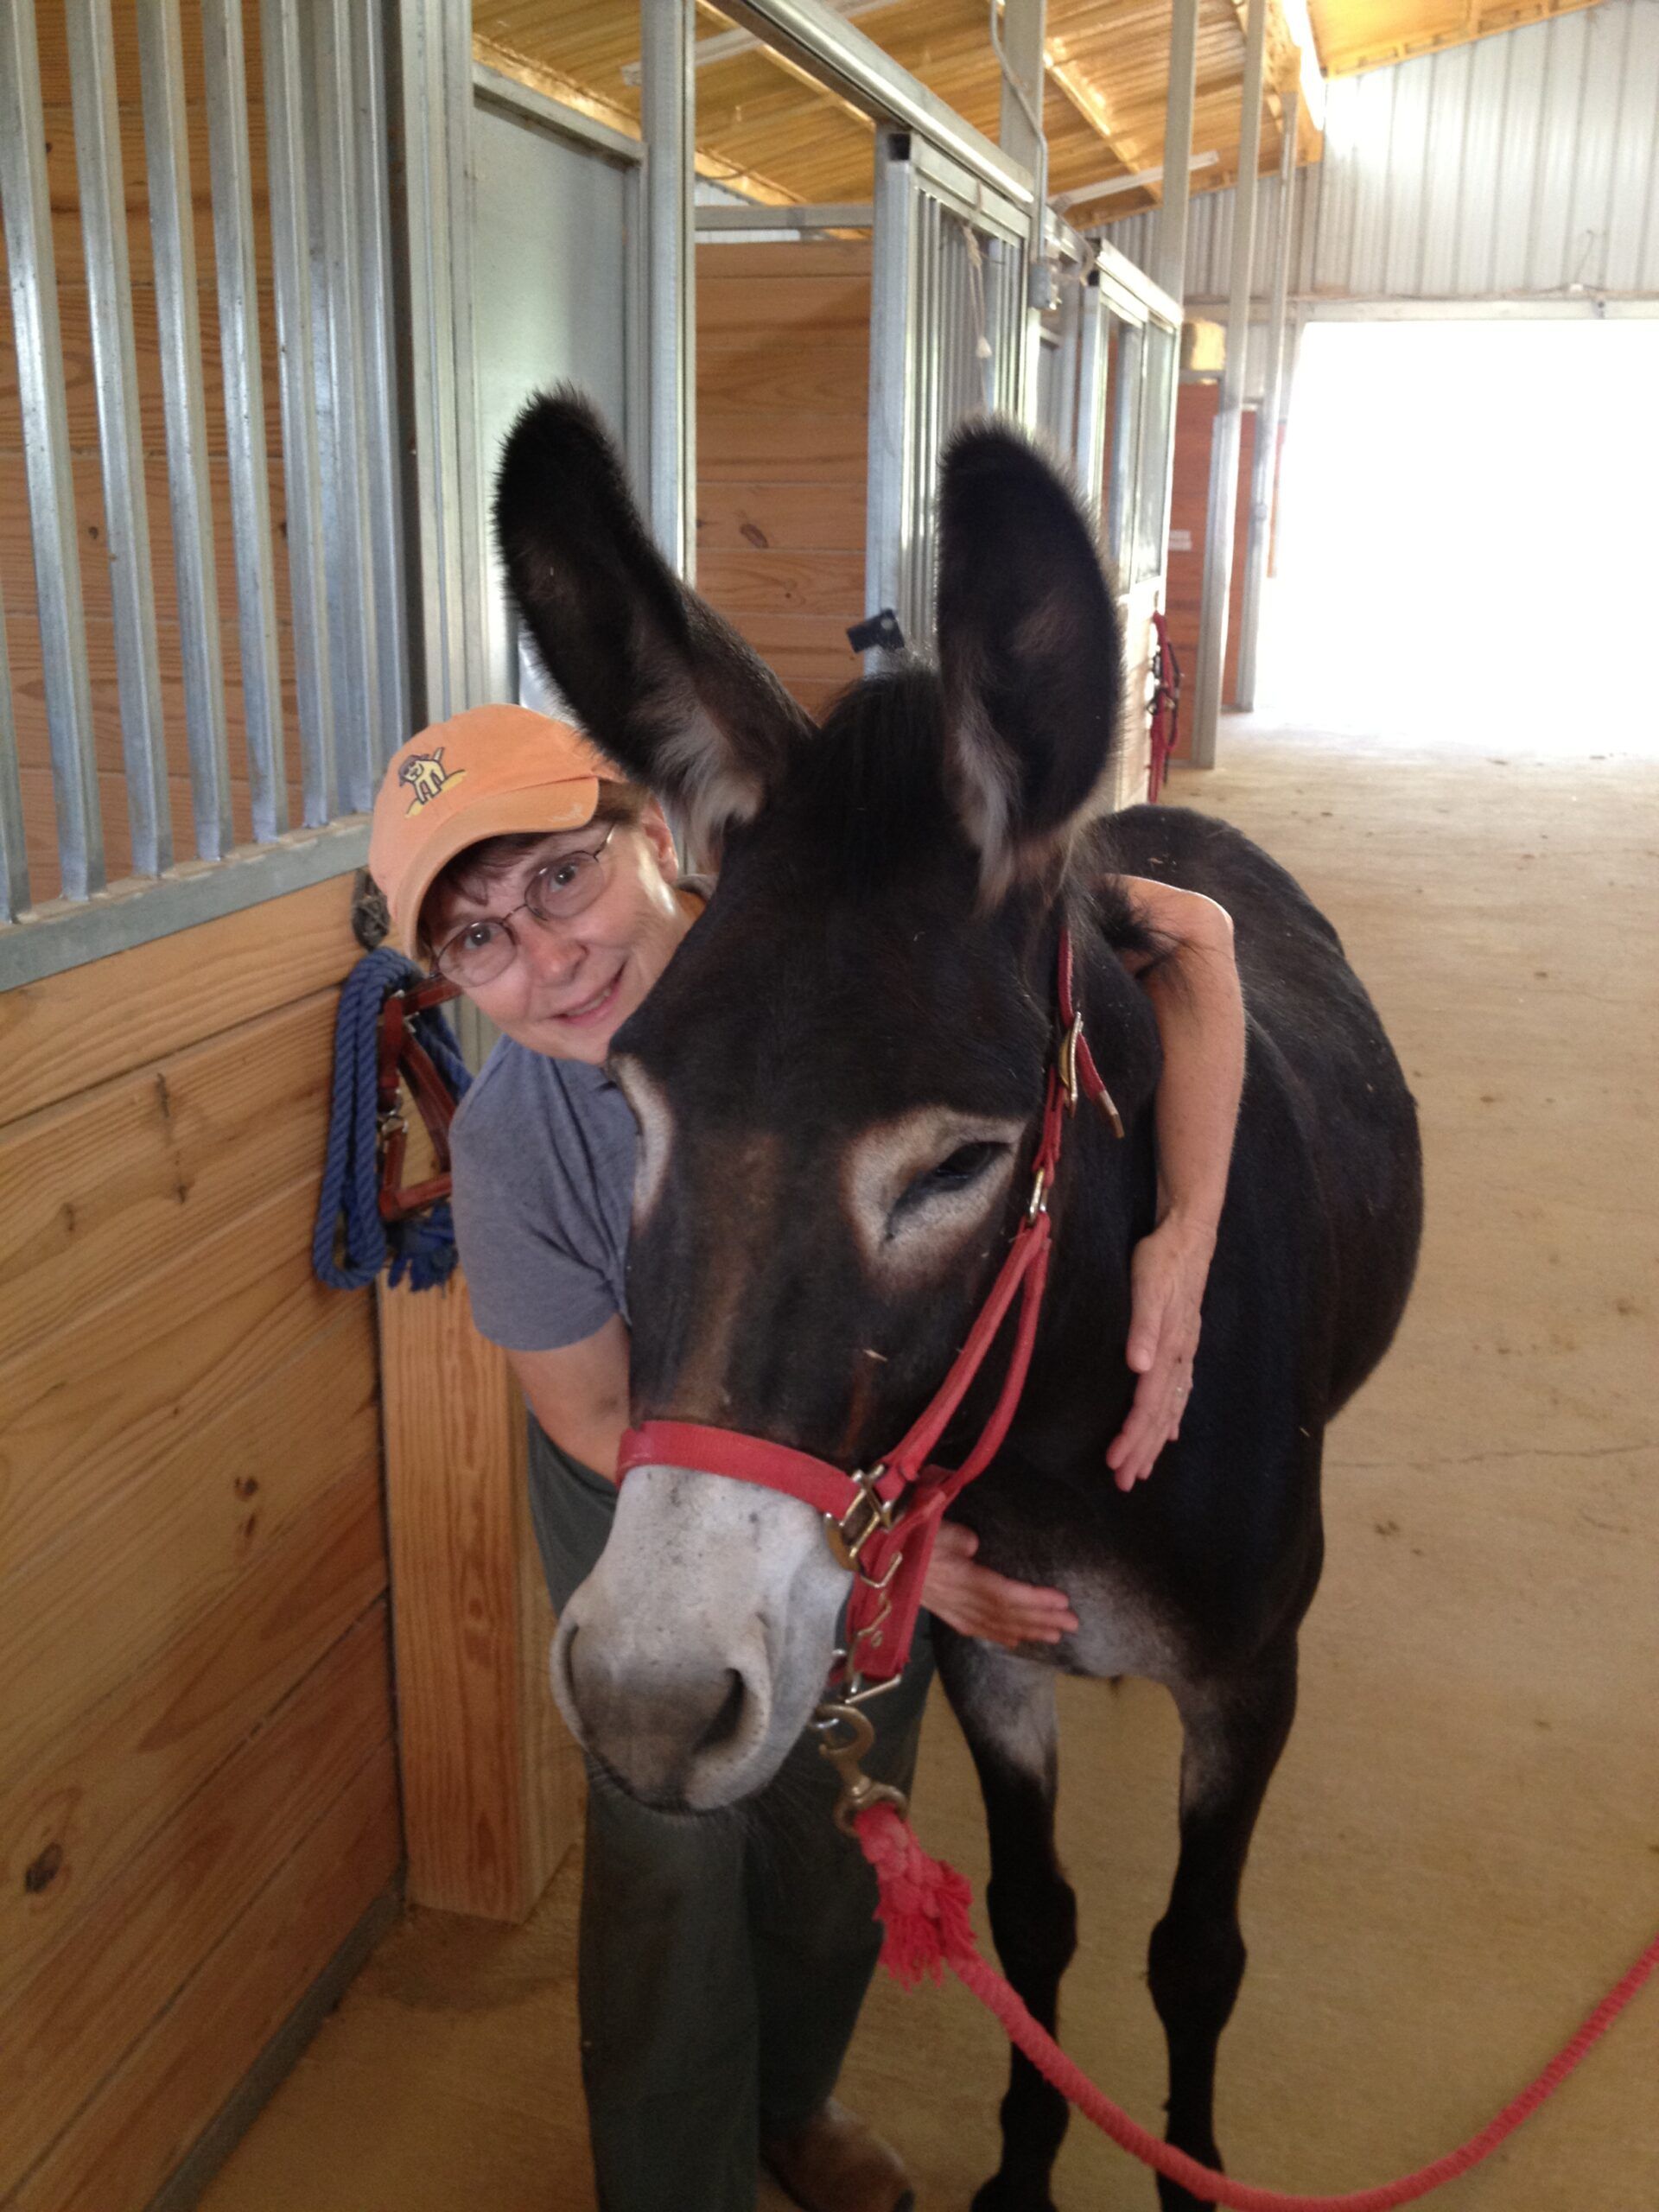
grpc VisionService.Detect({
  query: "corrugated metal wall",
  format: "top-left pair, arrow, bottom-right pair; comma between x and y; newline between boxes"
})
1106,0 -> 1659,302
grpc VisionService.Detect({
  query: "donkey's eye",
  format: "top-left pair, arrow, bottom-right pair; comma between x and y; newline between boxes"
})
900,1141 -> 1007,1208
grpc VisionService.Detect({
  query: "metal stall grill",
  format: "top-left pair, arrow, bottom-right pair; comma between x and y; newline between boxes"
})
0,0 -> 405,988
865,127 -> 1030,658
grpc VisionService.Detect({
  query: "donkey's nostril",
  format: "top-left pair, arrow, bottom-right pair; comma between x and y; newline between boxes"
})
696,1669 -> 747,1757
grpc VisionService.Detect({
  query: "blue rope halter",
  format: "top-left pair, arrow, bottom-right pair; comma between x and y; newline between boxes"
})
312,947 -> 473,1294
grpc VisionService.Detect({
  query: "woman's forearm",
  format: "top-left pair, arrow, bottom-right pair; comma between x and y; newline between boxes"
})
1124,881 -> 1245,1246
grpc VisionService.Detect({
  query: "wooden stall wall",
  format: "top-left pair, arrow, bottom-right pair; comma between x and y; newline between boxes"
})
0,3 -> 299,901
0,877 -> 398,2212
696,238 -> 870,720
1162,380 -> 1255,764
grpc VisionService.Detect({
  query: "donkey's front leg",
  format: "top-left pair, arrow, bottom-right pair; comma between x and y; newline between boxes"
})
1150,1639 -> 1299,2209
938,1637 -> 1075,2212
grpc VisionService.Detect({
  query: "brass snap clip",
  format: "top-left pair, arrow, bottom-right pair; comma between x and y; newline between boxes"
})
812,1699 -> 909,1836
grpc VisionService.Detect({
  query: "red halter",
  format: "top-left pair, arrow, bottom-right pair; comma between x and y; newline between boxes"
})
614,930 -> 1122,1689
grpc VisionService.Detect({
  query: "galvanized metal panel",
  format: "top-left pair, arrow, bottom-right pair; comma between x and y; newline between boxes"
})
262,0 -> 334,825
472,99 -> 632,705
1105,0 -> 1659,303
67,0 -> 171,880
202,0 -> 287,843
137,0 -> 234,864
1,0 -> 105,900
0,571 -> 27,921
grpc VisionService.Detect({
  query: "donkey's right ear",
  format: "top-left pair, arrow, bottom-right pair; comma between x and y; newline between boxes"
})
493,390 -> 810,842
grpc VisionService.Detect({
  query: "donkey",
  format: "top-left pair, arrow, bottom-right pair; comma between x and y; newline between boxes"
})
493,391 -> 1423,2210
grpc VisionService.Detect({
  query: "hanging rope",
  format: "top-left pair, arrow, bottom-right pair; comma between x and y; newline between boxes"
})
312,948 -> 472,1294
854,1802 -> 1659,2209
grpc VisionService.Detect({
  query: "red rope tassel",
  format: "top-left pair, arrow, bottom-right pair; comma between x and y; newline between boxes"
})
852,1804 -> 1659,2211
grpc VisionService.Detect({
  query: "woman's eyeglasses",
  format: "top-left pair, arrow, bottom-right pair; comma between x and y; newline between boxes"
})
431,823 -> 619,988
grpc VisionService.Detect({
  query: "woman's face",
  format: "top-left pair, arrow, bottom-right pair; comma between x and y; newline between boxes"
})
429,806 -> 693,1065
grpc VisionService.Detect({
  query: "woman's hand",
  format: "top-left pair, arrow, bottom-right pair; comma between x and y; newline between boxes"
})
921,1521 -> 1078,1648
1105,1215 -> 1213,1489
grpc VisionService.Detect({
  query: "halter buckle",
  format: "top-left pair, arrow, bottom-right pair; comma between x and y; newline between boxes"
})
1027,1164 -> 1050,1222
1057,1010 -> 1084,1114
823,1465 -> 896,1572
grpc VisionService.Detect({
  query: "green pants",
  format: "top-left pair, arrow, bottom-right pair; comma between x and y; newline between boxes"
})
526,1422 -> 934,2212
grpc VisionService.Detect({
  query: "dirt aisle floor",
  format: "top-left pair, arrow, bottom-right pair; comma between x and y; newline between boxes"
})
198,720 -> 1659,2212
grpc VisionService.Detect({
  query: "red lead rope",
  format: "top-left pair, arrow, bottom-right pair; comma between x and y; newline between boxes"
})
854,1801 -> 1659,2209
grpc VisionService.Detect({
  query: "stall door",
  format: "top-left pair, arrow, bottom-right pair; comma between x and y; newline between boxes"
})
472,88 -> 639,706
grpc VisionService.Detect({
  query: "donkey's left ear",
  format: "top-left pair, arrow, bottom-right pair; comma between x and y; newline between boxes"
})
493,389 -> 813,849
934,423 -> 1122,892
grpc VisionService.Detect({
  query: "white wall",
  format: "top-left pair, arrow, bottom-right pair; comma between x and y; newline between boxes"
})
1107,0 -> 1659,304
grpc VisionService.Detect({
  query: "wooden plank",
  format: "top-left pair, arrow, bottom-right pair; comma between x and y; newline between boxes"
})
0,989 -> 336,1362
0,1439 -> 385,1995
696,239 -> 871,282
378,1270 -> 582,1923
7,1752 -> 398,2212
697,547 -> 865,620
697,340 -> 869,418
696,273 -> 872,340
0,873 -> 359,1125
0,1607 -> 393,2198
699,412 -> 868,480
0,1300 -> 378,1785
695,479 -> 866,555
0,1177 -> 359,1578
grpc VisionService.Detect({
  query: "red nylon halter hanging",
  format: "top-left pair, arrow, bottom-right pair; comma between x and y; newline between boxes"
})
615,928 -> 1121,1687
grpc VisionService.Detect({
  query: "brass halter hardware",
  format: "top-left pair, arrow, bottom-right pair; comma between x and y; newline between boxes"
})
812,1698 -> 910,1834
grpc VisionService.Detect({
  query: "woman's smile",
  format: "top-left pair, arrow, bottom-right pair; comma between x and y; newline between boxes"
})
544,965 -> 626,1029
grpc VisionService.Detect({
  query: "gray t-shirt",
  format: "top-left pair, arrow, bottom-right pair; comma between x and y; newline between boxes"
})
450,1038 -> 636,1351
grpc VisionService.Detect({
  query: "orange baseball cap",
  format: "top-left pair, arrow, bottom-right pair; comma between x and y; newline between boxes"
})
369,705 -> 621,956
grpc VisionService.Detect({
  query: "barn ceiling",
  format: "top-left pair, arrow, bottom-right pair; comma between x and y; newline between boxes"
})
474,0 -> 1603,219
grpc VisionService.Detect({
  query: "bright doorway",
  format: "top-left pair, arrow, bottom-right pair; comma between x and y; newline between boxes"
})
1259,318 -> 1659,756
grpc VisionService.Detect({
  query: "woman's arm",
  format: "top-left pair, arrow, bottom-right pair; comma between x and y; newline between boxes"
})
1105,874 -> 1245,1490
506,1314 -> 632,1479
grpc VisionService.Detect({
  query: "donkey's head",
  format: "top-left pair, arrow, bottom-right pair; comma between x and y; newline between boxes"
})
495,391 -> 1160,1810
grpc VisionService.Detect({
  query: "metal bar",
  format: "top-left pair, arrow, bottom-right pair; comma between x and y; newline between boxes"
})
642,0 -> 696,580
472,60 -> 643,163
1074,271 -> 1108,526
389,0 -> 474,727
202,0 -> 286,842
0,0 -> 105,899
1105,315 -> 1142,579
1236,82 -> 1300,712
1190,0 -> 1267,769
262,0 -> 334,822
137,0 -> 233,861
864,128 -> 914,663
353,0 -> 409,759
442,0 -> 486,709
716,0 -> 1033,209
0,821 -> 372,993
1058,152 -> 1218,214
67,0 -> 170,879
997,0 -> 1045,173
918,198 -> 941,637
312,0 -> 381,811
696,201 -> 874,231
0,573 -> 27,921
1154,0 -> 1200,304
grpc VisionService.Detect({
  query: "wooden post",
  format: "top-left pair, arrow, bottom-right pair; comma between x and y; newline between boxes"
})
378,1270 -> 582,1920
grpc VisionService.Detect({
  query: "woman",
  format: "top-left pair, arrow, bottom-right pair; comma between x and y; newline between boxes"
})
368,703 -> 1243,2212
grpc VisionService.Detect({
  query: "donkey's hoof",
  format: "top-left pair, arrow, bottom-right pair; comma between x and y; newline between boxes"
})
971,2173 -> 1057,2212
